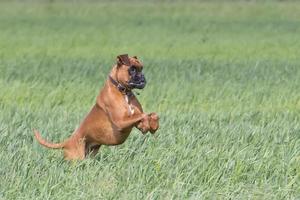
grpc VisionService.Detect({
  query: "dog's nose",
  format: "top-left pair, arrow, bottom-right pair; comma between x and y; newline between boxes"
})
141,75 -> 146,83
139,74 -> 145,81
135,73 -> 143,80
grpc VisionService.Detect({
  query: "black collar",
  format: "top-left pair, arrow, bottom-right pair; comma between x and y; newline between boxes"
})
109,76 -> 133,97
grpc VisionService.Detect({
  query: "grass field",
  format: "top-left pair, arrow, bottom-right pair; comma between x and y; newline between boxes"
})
1,1 -> 300,199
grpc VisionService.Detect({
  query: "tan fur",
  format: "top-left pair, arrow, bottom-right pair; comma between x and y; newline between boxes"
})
34,55 -> 159,160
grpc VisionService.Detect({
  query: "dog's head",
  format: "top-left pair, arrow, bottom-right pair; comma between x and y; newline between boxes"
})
114,54 -> 146,89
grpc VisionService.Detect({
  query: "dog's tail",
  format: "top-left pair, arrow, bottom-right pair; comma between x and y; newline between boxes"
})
34,129 -> 65,149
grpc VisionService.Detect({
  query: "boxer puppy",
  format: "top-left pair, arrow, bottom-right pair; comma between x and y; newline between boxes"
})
34,54 -> 159,160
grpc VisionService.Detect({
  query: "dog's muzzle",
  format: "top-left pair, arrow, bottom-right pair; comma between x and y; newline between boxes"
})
128,74 -> 146,89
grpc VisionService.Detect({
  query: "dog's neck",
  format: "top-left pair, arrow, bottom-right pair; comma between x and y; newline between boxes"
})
108,66 -> 135,116
109,66 -> 133,97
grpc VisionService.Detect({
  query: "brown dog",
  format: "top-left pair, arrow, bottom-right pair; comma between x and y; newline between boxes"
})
34,54 -> 159,160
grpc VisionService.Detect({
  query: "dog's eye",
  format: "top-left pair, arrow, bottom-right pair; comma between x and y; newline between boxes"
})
129,66 -> 136,74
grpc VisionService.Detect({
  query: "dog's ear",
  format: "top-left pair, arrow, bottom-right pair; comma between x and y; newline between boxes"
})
117,54 -> 130,66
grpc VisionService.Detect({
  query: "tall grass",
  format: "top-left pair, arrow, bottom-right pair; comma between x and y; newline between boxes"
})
0,1 -> 300,199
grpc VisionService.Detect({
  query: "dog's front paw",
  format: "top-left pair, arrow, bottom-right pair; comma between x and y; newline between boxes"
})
148,113 -> 159,134
137,114 -> 150,134
137,124 -> 149,134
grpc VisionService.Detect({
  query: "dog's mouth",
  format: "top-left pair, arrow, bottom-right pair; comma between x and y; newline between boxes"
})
128,74 -> 146,89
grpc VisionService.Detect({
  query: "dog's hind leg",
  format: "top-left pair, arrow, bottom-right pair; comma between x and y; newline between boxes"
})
63,138 -> 86,160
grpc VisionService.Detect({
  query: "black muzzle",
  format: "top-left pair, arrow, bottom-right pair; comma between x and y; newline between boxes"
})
128,73 -> 146,89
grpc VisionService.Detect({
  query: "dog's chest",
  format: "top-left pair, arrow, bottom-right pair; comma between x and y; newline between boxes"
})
124,95 -> 135,116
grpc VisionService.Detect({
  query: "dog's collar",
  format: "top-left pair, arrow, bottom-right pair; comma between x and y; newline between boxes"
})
109,76 -> 133,97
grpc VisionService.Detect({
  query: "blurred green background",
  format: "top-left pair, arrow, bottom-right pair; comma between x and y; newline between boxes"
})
0,1 -> 300,199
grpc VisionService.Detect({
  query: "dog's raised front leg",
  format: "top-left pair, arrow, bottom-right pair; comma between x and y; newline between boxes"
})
107,110 -> 146,131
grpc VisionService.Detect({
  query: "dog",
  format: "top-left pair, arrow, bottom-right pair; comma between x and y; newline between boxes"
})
34,54 -> 159,160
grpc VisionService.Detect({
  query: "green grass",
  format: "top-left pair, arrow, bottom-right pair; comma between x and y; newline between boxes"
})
1,1 -> 300,199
